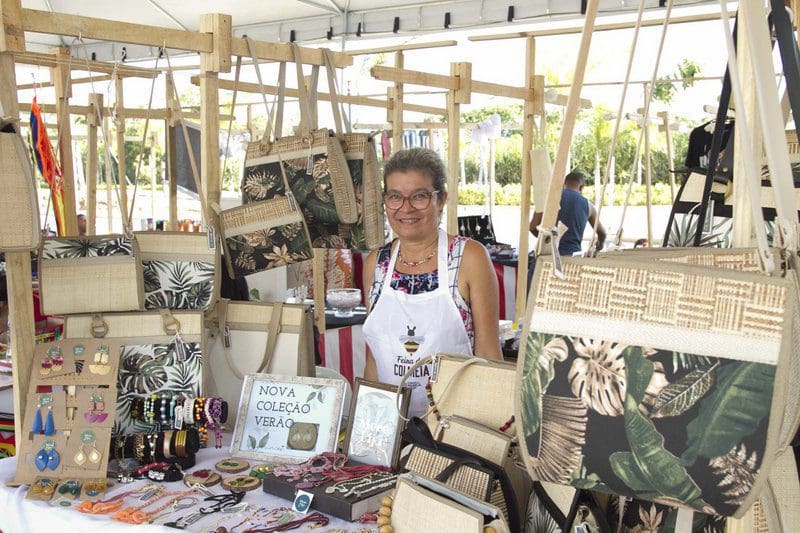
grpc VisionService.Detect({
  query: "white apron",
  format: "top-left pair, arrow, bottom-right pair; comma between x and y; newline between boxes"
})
363,229 -> 473,417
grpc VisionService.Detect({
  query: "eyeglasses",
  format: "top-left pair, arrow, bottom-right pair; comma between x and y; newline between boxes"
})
383,190 -> 439,210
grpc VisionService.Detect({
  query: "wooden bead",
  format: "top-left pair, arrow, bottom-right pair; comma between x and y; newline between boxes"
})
377,516 -> 390,526
484,527 -> 497,533
379,526 -> 393,533
381,496 -> 393,507
378,506 -> 392,517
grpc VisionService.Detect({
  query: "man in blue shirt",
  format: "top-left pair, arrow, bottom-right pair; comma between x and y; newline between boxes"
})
529,170 -> 606,255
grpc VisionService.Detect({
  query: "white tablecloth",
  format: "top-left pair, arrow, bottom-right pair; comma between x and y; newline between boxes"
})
0,434 -> 368,533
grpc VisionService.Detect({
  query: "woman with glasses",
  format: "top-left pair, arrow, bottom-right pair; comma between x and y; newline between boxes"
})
362,148 -> 502,417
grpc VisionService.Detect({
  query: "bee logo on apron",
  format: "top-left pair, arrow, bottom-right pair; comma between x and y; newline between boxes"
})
399,326 -> 425,356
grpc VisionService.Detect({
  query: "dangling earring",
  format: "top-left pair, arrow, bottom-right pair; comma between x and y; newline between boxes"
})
73,344 -> 86,374
40,352 -> 52,376
32,405 -> 43,435
75,430 -> 101,466
49,347 -> 63,372
33,394 -> 55,436
35,439 -> 59,471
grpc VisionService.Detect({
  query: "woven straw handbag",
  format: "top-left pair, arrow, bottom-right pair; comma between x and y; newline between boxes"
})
392,473 -> 509,533
0,122 -> 40,252
65,310 -> 204,436
241,41 -> 356,227
205,299 -> 315,406
135,231 -> 219,311
38,234 -> 144,316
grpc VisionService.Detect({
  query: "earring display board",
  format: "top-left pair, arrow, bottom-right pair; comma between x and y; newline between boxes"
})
15,340 -> 118,486
231,374 -> 345,463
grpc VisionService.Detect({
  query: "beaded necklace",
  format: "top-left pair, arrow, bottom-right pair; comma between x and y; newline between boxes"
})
112,489 -> 194,524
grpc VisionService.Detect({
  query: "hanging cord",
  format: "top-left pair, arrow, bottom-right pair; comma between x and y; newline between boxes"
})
221,55 -> 243,193
76,39 -> 132,236
587,0 -> 646,255
162,45 -> 213,237
718,1 -> 775,273
126,52 -> 161,224
608,0 -> 675,249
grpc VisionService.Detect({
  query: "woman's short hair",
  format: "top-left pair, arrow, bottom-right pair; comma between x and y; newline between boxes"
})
383,148 -> 447,193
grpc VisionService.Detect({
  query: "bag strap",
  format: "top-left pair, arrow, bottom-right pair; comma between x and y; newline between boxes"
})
322,48 -> 349,135
718,6 -> 775,273
291,42 -> 315,137
162,47 -> 212,235
395,355 -> 483,422
260,302 -> 284,373
305,64 -> 322,131
531,482 -> 567,529
221,55 -> 243,187
246,37 -> 284,144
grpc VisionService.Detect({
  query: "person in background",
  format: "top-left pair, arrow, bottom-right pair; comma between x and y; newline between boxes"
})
529,170 -> 607,256
634,238 -> 649,248
362,148 -> 502,417
77,214 -> 87,236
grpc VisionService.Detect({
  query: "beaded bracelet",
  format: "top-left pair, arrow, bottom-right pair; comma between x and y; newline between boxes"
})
134,434 -> 146,462
169,396 -> 177,426
160,393 -> 169,427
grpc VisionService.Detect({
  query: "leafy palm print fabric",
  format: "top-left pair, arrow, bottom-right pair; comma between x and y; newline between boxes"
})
41,236 -> 133,259
142,260 -> 215,310
226,222 -> 312,278
115,341 -> 202,436
521,332 -> 775,516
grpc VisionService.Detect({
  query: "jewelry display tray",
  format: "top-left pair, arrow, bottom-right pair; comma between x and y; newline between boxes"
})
262,467 -> 394,522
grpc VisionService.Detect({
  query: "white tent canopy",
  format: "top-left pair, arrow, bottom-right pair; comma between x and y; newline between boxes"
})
22,0 -> 716,61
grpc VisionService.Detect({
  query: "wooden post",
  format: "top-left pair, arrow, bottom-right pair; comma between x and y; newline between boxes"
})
659,110 -> 676,203
114,73 -> 129,229
516,36 -> 538,321
313,252 -> 326,334
731,5 -> 760,247
392,51 -> 404,155
165,75 -> 178,231
86,93 -> 102,235
50,46 -> 78,235
447,62 -> 471,235
488,138 -> 496,218
0,0 -> 36,454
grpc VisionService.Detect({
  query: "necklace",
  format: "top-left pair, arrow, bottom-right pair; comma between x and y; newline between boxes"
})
397,246 -> 436,267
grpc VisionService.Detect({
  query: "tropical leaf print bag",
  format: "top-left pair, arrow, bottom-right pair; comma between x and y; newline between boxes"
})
241,40 -> 357,227
135,231 -> 219,310
38,234 -> 144,315
65,310 -> 204,436
517,5 -> 800,518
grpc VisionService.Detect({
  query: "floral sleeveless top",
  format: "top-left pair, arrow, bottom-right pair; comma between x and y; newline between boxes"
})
368,236 -> 474,343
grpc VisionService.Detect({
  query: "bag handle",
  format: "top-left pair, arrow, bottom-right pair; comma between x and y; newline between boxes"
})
322,48 -> 350,135
215,299 -> 284,379
718,6 -> 775,273
245,36 -> 284,144
291,42 -> 315,137
396,355 -> 482,422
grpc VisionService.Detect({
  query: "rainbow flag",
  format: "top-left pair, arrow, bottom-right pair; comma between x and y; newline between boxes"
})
30,97 -> 66,235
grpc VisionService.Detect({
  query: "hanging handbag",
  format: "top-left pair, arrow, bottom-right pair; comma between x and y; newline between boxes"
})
241,40 -> 357,226
205,299 -> 315,406
136,231 -> 219,310
517,6 -> 800,518
216,162 -> 314,279
391,473 -> 509,533
38,234 -> 144,316
0,120 -> 40,252
64,310 -> 204,436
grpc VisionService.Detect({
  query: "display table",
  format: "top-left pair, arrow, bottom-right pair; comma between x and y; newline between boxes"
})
0,434 -> 368,533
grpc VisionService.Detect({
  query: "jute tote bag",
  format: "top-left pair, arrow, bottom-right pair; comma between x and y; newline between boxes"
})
205,299 -> 315,406
135,231 -> 219,311
65,310 -> 204,436
38,234 -> 144,316
0,121 -> 40,252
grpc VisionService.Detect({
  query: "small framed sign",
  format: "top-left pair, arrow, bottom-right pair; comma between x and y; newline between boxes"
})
343,379 -> 410,469
231,374 -> 346,463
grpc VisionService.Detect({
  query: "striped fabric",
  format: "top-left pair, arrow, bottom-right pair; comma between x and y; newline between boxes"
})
318,324 -> 367,385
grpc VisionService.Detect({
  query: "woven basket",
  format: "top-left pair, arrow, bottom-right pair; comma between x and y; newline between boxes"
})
0,130 -> 40,252
135,231 -> 219,311
402,445 -> 494,502
217,196 -> 314,279
244,129 -> 357,225
38,235 -> 143,316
